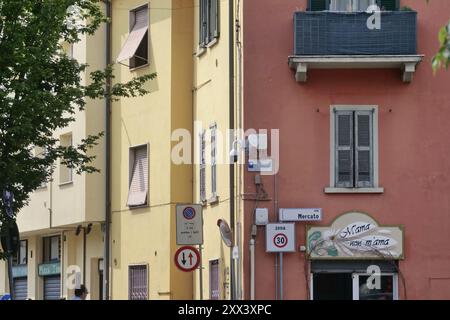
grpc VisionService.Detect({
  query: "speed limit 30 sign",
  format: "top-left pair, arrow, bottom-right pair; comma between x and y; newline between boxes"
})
266,223 -> 296,253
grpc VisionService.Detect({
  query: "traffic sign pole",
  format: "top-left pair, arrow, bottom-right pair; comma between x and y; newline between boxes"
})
198,245 -> 203,300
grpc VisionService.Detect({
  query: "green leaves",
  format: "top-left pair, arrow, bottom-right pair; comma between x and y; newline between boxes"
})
0,0 -> 156,236
432,22 -> 450,72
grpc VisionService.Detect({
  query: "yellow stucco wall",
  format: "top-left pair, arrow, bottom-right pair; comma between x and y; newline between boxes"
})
192,0 -> 234,300
110,0 -> 193,300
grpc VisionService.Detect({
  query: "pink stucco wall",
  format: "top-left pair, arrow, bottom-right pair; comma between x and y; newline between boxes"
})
243,0 -> 450,300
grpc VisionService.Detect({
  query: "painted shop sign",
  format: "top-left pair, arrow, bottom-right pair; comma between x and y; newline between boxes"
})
12,265 -> 27,278
306,212 -> 404,260
38,262 -> 61,276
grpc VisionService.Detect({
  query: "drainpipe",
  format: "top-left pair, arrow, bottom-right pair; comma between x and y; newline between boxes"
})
102,0 -> 112,301
235,0 -> 243,300
229,0 -> 236,301
249,238 -> 255,300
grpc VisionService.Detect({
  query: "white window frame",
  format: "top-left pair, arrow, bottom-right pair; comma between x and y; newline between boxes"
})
352,273 -> 399,300
325,105 -> 383,194
127,143 -> 149,208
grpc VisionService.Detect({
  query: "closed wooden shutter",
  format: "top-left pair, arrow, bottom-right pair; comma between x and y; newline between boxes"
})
211,125 -> 217,195
200,0 -> 208,46
355,111 -> 373,187
209,0 -> 219,38
309,0 -> 328,11
335,111 -> 354,188
129,265 -> 148,300
200,131 -> 206,202
127,145 -> 148,207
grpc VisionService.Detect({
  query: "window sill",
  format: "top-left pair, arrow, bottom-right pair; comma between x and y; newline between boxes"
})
196,46 -> 207,58
208,194 -> 219,205
128,203 -> 149,210
324,187 -> 384,194
206,38 -> 219,49
59,181 -> 73,187
129,63 -> 150,72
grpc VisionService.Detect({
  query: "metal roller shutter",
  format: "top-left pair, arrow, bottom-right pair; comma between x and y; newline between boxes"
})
44,276 -> 61,300
13,278 -> 28,300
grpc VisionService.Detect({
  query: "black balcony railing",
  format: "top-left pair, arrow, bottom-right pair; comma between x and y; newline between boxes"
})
294,11 -> 417,56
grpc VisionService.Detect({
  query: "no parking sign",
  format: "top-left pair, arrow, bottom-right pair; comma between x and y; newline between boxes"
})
266,223 -> 296,253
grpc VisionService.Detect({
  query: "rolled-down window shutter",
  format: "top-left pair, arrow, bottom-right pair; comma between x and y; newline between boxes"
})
309,0 -> 329,11
200,132 -> 206,202
335,111 -> 354,188
127,146 -> 148,207
355,111 -> 373,188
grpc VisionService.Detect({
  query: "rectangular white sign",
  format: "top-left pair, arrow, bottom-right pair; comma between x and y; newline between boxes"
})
266,223 -> 296,253
176,204 -> 203,245
279,208 -> 322,222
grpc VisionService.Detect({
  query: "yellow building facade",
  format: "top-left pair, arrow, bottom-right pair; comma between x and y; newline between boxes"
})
109,0 -> 194,300
1,0 -> 244,300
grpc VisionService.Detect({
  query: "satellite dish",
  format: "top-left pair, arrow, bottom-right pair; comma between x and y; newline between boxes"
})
217,219 -> 233,247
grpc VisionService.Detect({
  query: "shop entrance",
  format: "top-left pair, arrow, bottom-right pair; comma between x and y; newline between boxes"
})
310,260 -> 399,300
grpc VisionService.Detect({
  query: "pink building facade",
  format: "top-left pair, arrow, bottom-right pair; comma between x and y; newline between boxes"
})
242,0 -> 450,300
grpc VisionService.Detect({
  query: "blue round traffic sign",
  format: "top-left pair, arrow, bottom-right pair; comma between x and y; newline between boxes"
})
183,207 -> 196,220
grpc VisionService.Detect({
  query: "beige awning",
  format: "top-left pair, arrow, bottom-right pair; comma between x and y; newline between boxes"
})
117,9 -> 148,63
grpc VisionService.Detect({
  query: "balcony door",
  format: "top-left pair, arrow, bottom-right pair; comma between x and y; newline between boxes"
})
330,0 -> 376,12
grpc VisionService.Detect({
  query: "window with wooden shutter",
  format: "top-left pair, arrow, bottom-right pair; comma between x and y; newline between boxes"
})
127,145 -> 149,207
334,109 -> 375,189
335,112 -> 354,188
210,124 -> 217,196
200,131 -> 206,202
200,0 -> 219,46
129,265 -> 148,300
209,260 -> 220,300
